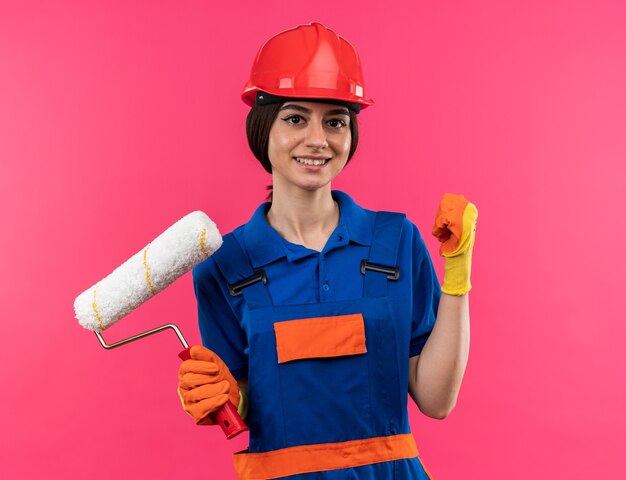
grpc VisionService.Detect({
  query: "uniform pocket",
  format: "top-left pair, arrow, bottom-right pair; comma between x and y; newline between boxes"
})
274,313 -> 373,446
274,314 -> 366,363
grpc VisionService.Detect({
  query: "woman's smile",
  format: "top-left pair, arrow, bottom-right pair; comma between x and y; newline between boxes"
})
293,156 -> 331,167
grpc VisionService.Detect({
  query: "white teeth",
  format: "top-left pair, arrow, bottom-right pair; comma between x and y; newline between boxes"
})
295,157 -> 327,166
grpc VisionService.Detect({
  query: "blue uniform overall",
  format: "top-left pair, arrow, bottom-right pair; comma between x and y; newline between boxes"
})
193,191 -> 441,479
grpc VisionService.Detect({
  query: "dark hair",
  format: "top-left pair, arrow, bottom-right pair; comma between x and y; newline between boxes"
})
245,102 -> 360,175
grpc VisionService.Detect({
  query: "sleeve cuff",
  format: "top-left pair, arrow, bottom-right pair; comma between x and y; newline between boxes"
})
409,333 -> 430,357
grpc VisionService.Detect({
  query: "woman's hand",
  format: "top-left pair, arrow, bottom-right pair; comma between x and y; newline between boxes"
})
431,193 -> 478,295
178,346 -> 240,425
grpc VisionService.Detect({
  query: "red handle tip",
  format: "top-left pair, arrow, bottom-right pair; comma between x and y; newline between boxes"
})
213,401 -> 248,439
178,347 -> 192,361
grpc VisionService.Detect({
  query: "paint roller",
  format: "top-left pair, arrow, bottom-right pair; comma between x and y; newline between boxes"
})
74,211 -> 248,439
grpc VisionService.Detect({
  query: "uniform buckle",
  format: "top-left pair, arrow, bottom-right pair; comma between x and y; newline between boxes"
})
228,269 -> 268,296
360,260 -> 400,281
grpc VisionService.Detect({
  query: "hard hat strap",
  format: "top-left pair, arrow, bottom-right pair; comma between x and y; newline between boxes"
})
255,91 -> 362,114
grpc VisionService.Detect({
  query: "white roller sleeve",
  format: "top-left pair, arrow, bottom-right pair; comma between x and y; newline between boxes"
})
74,211 -> 222,332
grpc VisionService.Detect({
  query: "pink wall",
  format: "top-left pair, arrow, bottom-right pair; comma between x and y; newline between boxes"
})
1,1 -> 625,478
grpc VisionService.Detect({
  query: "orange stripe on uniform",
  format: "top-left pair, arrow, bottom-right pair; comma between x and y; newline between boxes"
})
233,433 -> 419,479
273,313 -> 366,363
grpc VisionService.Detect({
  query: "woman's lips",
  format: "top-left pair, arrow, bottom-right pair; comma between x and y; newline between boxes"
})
293,156 -> 330,166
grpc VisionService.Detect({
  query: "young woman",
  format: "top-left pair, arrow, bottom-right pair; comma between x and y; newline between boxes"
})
178,22 -> 477,479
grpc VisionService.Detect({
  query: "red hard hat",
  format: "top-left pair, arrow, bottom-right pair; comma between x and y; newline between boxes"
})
241,22 -> 374,110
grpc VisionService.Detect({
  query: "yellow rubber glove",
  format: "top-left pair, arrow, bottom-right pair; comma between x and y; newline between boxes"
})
432,193 -> 478,296
178,346 -> 240,425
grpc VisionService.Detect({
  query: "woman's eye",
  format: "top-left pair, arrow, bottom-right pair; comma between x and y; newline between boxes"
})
328,119 -> 347,128
284,115 -> 304,125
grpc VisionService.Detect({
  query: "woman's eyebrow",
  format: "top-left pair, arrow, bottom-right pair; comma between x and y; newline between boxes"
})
279,104 -> 350,116
326,108 -> 350,116
279,104 -> 310,113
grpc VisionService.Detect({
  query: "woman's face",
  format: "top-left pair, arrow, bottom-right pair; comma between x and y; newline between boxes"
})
267,101 -> 351,194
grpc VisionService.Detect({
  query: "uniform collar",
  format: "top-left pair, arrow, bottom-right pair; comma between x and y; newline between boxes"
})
332,190 -> 372,246
244,190 -> 372,268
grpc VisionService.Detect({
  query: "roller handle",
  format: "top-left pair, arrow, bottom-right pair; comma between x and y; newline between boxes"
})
178,347 -> 248,439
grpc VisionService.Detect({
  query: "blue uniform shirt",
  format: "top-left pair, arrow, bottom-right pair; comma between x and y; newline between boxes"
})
193,191 -> 441,381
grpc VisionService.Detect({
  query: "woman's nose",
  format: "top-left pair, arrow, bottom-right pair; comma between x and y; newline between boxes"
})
305,120 -> 328,149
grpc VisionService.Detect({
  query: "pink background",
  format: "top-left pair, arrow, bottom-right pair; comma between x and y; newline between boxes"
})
1,1 -> 625,478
